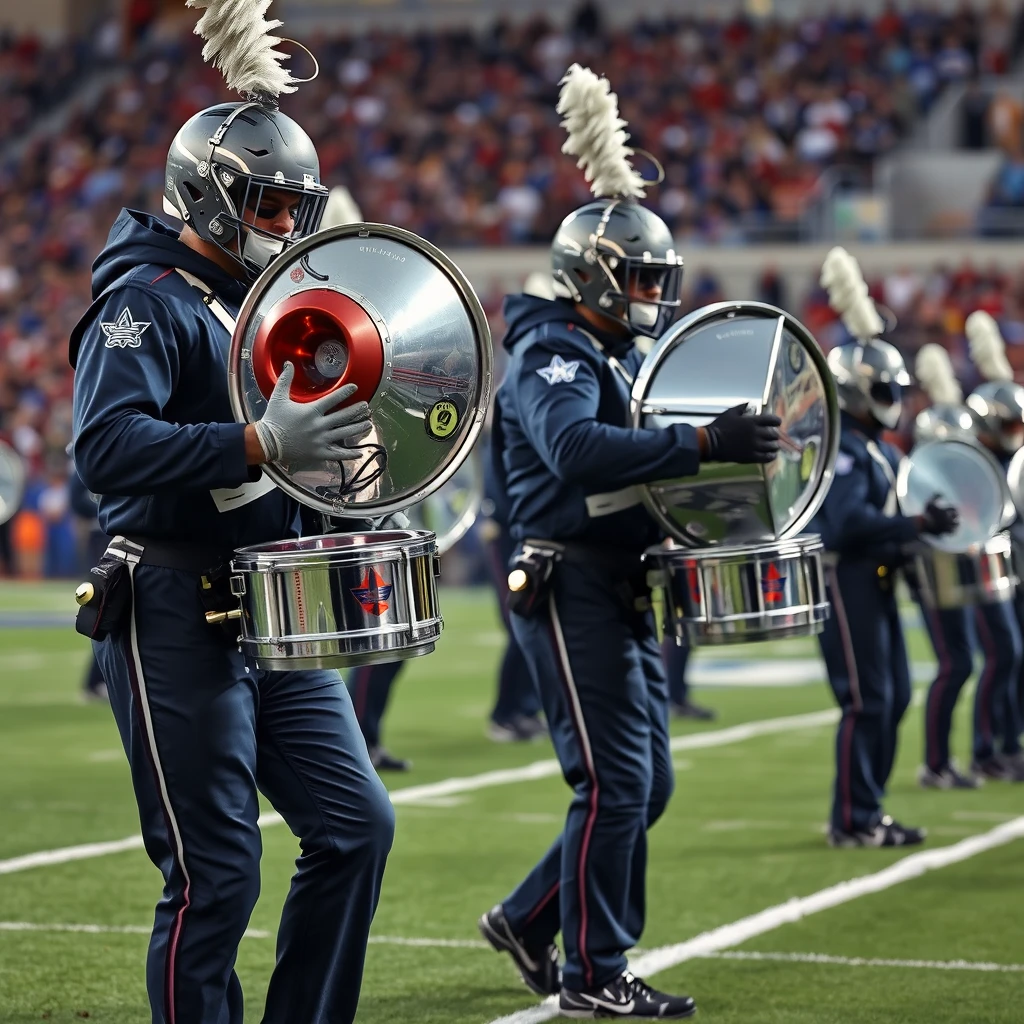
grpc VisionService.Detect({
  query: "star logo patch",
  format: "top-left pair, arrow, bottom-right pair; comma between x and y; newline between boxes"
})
351,569 -> 393,616
536,355 -> 580,385
100,308 -> 151,349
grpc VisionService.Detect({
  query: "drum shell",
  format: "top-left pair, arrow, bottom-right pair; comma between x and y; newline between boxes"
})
230,531 -> 442,669
911,531 -> 1018,610
646,535 -> 829,645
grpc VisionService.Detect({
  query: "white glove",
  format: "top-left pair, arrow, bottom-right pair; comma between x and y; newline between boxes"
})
254,363 -> 372,467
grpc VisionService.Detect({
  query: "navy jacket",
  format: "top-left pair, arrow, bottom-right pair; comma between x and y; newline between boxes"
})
809,412 -> 920,565
69,209 -> 300,550
493,294 -> 701,552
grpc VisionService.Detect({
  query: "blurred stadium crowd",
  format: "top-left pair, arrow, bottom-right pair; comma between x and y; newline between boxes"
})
2,1 -> 1024,578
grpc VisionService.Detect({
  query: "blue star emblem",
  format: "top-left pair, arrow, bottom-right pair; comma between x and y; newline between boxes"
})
536,355 -> 580,385
100,308 -> 151,349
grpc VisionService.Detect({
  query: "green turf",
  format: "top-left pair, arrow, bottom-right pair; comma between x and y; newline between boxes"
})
0,581 -> 1021,1023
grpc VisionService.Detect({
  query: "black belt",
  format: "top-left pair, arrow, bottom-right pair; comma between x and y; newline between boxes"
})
106,535 -> 233,574
524,538 -> 646,579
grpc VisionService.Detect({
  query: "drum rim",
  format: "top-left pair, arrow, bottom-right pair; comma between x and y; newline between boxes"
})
897,438 -> 1015,553
227,222 -> 494,519
232,528 -> 437,560
0,439 -> 25,527
644,532 -> 825,562
629,300 -> 840,547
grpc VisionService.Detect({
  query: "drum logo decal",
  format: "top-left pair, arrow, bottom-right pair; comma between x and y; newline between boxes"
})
426,400 -> 460,440
761,563 -> 786,603
351,569 -> 393,615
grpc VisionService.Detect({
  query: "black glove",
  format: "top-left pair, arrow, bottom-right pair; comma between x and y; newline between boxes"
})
917,493 -> 960,536
702,403 -> 782,465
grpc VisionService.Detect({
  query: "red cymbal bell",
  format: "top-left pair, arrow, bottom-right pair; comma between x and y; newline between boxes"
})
251,289 -> 384,405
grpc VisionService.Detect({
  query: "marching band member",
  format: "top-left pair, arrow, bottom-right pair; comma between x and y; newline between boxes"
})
909,341 -> 1022,787
963,312 -> 1024,781
811,248 -> 959,848
69,5 -> 395,1020
478,64 -> 781,1018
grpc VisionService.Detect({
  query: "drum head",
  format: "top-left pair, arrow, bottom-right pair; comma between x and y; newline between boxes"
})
631,301 -> 839,547
404,444 -> 483,555
1007,446 -> 1024,521
228,224 -> 492,518
0,440 -> 24,526
897,439 -> 1012,553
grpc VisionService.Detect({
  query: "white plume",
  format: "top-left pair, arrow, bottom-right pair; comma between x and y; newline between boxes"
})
557,64 -> 646,200
915,344 -> 963,405
966,309 -> 1014,382
321,187 -> 363,229
523,272 -> 556,300
187,0 -> 298,101
819,246 -> 884,342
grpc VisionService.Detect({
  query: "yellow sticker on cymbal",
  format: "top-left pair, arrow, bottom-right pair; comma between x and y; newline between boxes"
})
426,400 -> 459,440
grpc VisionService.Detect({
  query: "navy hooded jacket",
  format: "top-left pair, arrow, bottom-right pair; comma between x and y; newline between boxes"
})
69,208 -> 300,550
492,294 -> 702,552
807,411 -> 920,564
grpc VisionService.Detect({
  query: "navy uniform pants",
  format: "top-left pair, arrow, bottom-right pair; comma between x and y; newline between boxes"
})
818,562 -> 911,834
1013,587 -> 1024,748
94,563 -> 396,1024
660,636 -> 691,707
484,529 -> 543,724
347,660 -> 405,750
919,600 -> 1022,769
502,559 -> 673,992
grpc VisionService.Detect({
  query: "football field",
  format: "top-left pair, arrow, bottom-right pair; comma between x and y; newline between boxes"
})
0,582 -> 1021,1023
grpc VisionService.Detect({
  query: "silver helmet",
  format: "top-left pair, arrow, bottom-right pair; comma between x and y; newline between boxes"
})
913,404 -> 977,446
827,339 -> 910,430
966,381 -> 1024,454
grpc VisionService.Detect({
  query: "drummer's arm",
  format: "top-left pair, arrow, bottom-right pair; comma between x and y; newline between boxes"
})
518,342 -> 701,488
819,455 -> 920,551
73,286 -> 256,496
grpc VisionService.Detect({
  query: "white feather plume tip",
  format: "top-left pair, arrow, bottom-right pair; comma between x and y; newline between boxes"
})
187,0 -> 298,101
557,64 -> 646,200
966,310 -> 1014,382
819,246 -> 884,341
915,344 -> 963,405
321,187 -> 363,229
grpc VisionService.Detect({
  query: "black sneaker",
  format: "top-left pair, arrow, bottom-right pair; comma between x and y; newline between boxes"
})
670,700 -> 716,722
478,904 -> 561,996
559,971 -> 696,1019
828,816 -> 926,848
997,752 -> 1024,782
369,746 -> 411,772
972,757 -> 1011,781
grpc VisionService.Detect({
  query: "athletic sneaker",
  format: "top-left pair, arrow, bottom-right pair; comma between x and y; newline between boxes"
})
478,904 -> 561,996
917,763 -> 981,790
368,746 -> 411,772
971,756 -> 1012,781
828,815 -> 927,848
559,971 -> 696,1019
670,700 -> 716,721
996,752 -> 1024,782
487,715 -> 548,743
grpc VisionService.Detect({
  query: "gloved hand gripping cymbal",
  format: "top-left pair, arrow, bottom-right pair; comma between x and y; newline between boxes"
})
254,362 -> 373,467
702,403 -> 782,465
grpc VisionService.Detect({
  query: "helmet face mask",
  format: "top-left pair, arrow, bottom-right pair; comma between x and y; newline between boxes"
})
165,102 -> 328,280
552,199 -> 684,339
828,340 -> 910,431
966,381 -> 1024,454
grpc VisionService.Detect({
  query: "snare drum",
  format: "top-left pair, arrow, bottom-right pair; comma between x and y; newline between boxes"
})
230,530 -> 441,670
912,531 -> 1018,610
630,301 -> 839,644
645,535 -> 829,645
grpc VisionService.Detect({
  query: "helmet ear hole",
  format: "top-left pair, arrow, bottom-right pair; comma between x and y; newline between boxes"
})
183,181 -> 204,203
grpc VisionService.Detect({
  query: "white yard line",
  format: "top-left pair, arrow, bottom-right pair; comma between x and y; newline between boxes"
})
0,709 -> 837,876
704,950 -> 1024,973
3,922 -> 1019,976
0,922 -> 488,948
486,816 -> 1024,1024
